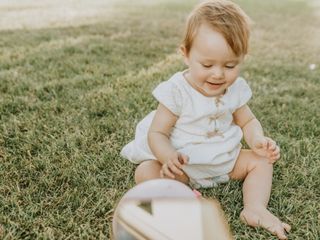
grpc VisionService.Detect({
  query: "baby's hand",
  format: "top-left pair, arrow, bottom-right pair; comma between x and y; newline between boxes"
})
160,151 -> 189,179
252,136 -> 280,163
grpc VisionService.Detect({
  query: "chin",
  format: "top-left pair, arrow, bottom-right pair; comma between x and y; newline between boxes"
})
204,88 -> 225,97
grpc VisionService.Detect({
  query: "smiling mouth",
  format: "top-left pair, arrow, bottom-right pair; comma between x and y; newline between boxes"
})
207,82 -> 223,85
206,82 -> 224,88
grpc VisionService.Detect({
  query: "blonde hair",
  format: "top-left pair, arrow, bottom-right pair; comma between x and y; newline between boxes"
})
182,0 -> 251,56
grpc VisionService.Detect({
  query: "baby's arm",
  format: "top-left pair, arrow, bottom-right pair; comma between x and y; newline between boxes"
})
233,105 -> 280,163
233,104 -> 263,147
148,104 -> 188,178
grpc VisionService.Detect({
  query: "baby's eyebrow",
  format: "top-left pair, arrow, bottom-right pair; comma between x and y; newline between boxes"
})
225,61 -> 239,65
200,57 -> 240,63
225,59 -> 240,64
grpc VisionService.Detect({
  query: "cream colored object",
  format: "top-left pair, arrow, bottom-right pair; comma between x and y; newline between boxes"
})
115,198 -> 233,240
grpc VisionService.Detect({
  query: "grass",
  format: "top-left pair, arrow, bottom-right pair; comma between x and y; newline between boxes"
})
0,0 -> 319,239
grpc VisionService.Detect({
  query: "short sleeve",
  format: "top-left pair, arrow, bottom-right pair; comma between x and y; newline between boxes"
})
237,78 -> 252,108
152,81 -> 182,116
228,78 -> 252,113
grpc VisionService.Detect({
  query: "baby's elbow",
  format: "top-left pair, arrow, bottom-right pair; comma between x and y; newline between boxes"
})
148,129 -> 169,144
240,117 -> 257,129
147,130 -> 159,146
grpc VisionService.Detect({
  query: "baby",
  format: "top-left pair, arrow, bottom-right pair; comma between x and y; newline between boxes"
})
121,0 -> 291,239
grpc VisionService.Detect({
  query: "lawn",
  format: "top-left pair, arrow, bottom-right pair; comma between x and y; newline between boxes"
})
0,0 -> 319,239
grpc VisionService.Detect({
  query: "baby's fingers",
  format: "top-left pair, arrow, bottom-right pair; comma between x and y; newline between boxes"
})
254,138 -> 268,149
271,146 -> 280,156
178,153 -> 189,164
161,163 -> 175,179
167,161 -> 184,176
269,146 -> 280,163
269,153 -> 280,163
267,140 -> 277,151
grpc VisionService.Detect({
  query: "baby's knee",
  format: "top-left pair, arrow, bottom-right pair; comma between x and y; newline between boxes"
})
248,156 -> 273,172
134,160 -> 162,184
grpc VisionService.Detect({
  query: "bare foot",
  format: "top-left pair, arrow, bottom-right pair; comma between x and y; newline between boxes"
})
240,206 -> 291,239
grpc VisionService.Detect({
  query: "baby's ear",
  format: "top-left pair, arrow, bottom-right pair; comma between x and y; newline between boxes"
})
179,45 -> 187,57
179,45 -> 189,66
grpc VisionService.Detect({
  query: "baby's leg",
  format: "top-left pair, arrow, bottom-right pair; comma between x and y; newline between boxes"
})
134,160 -> 189,184
229,149 -> 291,239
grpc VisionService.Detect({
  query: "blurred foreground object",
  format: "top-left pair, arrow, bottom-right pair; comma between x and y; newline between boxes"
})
112,179 -> 233,240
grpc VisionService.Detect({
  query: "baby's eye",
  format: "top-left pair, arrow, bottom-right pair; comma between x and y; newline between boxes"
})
202,64 -> 212,68
225,65 -> 236,69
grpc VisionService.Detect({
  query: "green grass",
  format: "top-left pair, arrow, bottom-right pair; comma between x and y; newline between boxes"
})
0,0 -> 319,239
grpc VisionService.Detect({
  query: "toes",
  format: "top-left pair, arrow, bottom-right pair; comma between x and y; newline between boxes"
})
282,222 -> 291,233
270,223 -> 291,240
240,209 -> 291,239
268,225 -> 287,239
276,229 -> 288,239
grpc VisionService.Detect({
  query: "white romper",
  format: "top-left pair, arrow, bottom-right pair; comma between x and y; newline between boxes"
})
121,71 -> 252,188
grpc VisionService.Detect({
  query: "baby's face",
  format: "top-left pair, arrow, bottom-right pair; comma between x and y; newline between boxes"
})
182,24 -> 243,97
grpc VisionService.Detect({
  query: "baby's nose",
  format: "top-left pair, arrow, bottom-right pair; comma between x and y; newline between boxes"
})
211,66 -> 224,79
